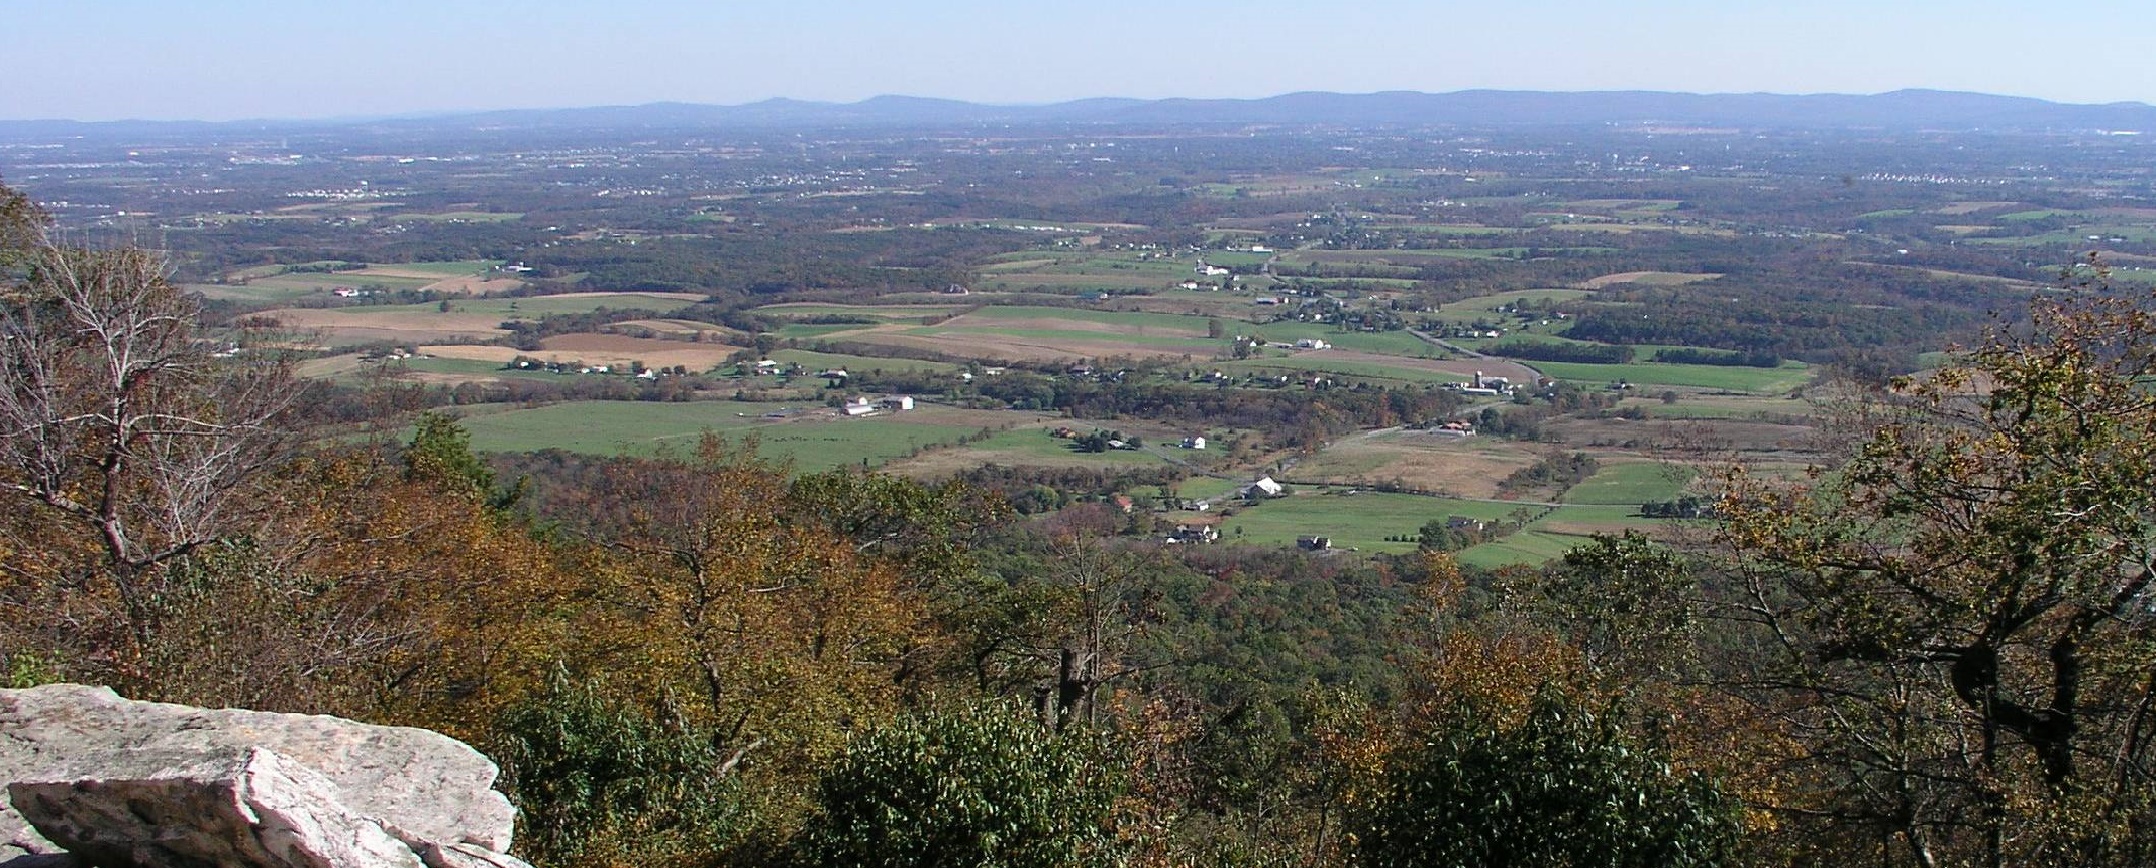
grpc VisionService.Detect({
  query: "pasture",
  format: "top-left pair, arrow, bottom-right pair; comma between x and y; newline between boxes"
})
451,400 -> 1012,472
885,424 -> 1177,477
801,305 -> 1232,361
264,292 -> 706,346
188,260 -> 510,302
1559,462 -> 1696,505
1531,359 -> 1812,392
1199,488 -> 1539,554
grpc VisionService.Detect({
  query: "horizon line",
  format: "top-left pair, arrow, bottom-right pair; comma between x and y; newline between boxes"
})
4,86 -> 2149,127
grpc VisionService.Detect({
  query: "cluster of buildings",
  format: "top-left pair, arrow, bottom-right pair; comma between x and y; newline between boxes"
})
841,395 -> 915,416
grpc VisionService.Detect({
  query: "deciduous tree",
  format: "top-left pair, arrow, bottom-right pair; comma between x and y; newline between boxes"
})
1716,282 -> 2156,866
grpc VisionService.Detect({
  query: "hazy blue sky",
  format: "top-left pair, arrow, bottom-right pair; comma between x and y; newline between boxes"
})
10,0 -> 2152,121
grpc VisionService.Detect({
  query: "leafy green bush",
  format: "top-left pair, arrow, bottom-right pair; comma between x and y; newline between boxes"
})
1350,689 -> 1739,868
492,673 -> 748,867
792,702 -> 1126,868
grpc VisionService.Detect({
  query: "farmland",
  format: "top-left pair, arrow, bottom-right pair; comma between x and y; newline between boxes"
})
33,105 -> 2099,567
452,401 -> 1014,472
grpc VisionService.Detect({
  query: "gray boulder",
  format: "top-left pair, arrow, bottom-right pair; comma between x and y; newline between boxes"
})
10,747 -> 424,868
0,684 -> 531,868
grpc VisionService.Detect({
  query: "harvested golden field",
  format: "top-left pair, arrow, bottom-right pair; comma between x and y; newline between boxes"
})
1577,271 -> 1725,289
416,275 -> 517,295
817,324 -> 1218,363
1288,431 -> 1542,500
609,319 -> 743,339
414,345 -> 529,363
535,333 -> 747,370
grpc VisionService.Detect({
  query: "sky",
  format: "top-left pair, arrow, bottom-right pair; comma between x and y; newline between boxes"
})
9,0 -> 2155,122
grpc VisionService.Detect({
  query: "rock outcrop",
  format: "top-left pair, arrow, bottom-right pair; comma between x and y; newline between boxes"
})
0,684 -> 532,868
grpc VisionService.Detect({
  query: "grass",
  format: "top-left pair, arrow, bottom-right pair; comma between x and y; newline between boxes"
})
768,349 -> 964,374
1219,356 -> 1465,386
189,260 -> 512,302
1247,322 -> 1441,357
1561,462 -> 1695,505
963,305 -> 1218,332
1175,476 -> 1247,502
1531,360 -> 1812,392
1203,488 -> 1539,553
389,357 -> 561,382
755,303 -> 971,320
452,400 -> 988,471
1202,251 -> 1275,267
401,213 -> 523,223
299,292 -> 703,326
951,428 -> 1169,466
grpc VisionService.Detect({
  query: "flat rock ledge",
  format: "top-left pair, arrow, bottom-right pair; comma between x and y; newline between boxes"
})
0,684 -> 533,868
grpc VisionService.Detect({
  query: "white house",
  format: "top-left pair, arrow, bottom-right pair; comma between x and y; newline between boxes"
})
1182,436 -> 1207,450
1295,338 -> 1330,350
1247,476 -> 1285,497
881,395 -> 915,411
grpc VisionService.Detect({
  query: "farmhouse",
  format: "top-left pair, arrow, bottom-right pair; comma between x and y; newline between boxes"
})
842,397 -> 878,416
1296,535 -> 1332,551
1243,476 -> 1285,498
881,395 -> 915,411
1294,338 -> 1330,350
1430,420 -> 1476,438
1182,436 -> 1207,450
1166,524 -> 1220,544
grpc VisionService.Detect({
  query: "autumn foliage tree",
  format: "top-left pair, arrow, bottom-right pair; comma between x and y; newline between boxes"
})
1716,280 -> 2156,866
562,436 -> 927,799
0,213 -> 310,692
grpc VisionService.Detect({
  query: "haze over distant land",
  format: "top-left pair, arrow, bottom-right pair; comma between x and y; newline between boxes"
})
9,0 -> 2154,122
5,91 -> 2155,137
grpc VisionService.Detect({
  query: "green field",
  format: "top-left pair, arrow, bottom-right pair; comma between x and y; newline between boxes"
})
452,401 -> 989,471
963,305 -> 1218,332
1561,462 -> 1695,505
1199,487 -> 1646,566
1248,322 -> 1441,357
756,303 -> 971,320
1196,250 -> 1269,267
956,428 -> 1170,466
973,252 -> 1198,290
402,213 -> 523,223
190,260 -> 512,302
767,349 -> 964,375
1205,489 -> 1539,553
1455,531 -> 1587,569
774,324 -> 876,340
292,292 -> 702,326
1532,359 -> 1812,392
1218,355 -> 1465,385
389,357 -> 561,382
1174,476 -> 1247,502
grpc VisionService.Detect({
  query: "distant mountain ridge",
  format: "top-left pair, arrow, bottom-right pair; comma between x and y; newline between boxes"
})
9,89 -> 2156,137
